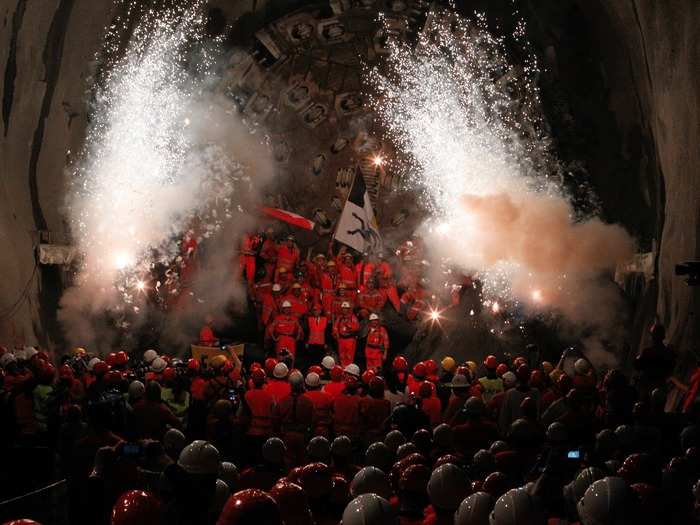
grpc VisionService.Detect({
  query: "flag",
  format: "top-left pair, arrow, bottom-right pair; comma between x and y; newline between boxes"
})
334,167 -> 382,253
261,207 -> 315,231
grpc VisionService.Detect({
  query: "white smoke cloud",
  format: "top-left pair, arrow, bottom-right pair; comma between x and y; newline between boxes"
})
59,6 -> 273,351
370,10 -> 634,339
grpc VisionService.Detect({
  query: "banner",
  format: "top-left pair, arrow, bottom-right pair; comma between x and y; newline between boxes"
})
333,167 -> 382,253
261,206 -> 316,231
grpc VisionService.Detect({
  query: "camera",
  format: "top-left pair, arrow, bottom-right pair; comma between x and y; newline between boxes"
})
675,261 -> 700,286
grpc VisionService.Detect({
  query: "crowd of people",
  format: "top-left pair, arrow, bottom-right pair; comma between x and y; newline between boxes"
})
1,320 -> 699,524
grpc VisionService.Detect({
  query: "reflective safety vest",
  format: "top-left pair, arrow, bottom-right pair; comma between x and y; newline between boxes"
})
307,316 -> 328,345
245,388 -> 276,436
478,377 -> 504,404
270,314 -> 301,338
366,326 -> 389,351
334,315 -> 359,339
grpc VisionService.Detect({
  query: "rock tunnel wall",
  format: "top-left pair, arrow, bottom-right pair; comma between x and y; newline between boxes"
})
0,0 -> 697,358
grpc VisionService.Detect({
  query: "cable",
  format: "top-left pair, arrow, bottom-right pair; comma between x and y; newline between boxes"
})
0,260 -> 38,321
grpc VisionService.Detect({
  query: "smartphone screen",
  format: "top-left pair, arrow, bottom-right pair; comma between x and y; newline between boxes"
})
567,450 -> 580,459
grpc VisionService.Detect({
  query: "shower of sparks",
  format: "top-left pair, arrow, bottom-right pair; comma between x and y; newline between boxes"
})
368,8 -> 562,311
372,155 -> 385,167
67,3 -> 245,308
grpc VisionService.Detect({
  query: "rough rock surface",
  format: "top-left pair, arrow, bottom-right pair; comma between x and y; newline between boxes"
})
0,0 -> 697,361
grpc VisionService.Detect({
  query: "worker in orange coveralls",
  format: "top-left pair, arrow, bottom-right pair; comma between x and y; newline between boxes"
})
333,302 -> 360,367
319,261 -> 338,317
180,229 -> 199,285
331,284 -> 356,323
282,283 -> 309,318
268,301 -> 303,358
376,252 -> 401,311
275,235 -> 300,281
364,313 -> 389,370
355,252 -> 376,290
259,227 -> 278,279
199,314 -> 219,347
356,278 -> 386,319
338,252 -> 357,299
261,283 -> 284,326
239,230 -> 260,287
400,280 -> 429,321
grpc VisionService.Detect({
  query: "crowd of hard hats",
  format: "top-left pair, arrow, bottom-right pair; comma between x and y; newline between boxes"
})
1,330 -> 699,525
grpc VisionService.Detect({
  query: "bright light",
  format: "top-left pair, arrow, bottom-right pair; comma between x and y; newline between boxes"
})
136,280 -> 146,291
372,155 -> 384,167
491,301 -> 500,314
435,222 -> 451,235
113,252 -> 134,270
429,309 -> 441,321
531,289 -> 543,303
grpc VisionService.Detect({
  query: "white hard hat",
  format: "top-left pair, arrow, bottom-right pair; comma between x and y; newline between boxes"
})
502,371 -> 517,388
350,466 -> 391,499
490,487 -> 544,525
177,440 -> 221,475
342,494 -> 396,525
574,358 -> 591,375
150,356 -> 167,372
128,380 -> 145,399
305,372 -> 321,388
288,370 -> 304,386
0,352 -> 17,367
262,437 -> 286,464
384,429 -> 406,452
21,346 -> 38,360
427,463 -> 470,511
307,436 -> 331,462
321,355 -> 335,370
87,357 -> 101,371
211,478 -> 230,518
341,301 -> 351,308
451,374 -> 469,388
455,491 -> 494,525
143,349 -> 158,363
344,363 -> 360,377
282,300 -> 292,308
163,428 -> 186,456
272,284 -> 282,292
218,461 -> 240,491
576,477 -> 630,525
566,467 -> 605,505
273,362 -> 289,379
369,313 -> 379,321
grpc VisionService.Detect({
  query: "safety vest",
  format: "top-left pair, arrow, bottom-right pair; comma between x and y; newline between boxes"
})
307,316 -> 328,345
478,377 -> 504,404
338,265 -> 356,289
277,245 -> 299,271
335,315 -> 359,338
358,289 -> 386,312
245,388 -> 276,436
271,315 -> 300,338
355,261 -> 375,287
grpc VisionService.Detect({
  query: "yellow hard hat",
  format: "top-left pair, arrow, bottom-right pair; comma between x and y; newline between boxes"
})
72,347 -> 87,356
441,356 -> 456,373
466,361 -> 477,372
210,355 -> 228,369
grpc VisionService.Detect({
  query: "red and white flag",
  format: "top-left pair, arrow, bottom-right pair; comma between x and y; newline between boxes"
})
261,207 -> 315,231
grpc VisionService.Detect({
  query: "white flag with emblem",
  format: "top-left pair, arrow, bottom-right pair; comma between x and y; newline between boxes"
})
334,167 -> 382,253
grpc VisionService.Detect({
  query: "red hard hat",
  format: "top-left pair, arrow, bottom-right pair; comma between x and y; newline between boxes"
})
111,490 -> 161,525
424,359 -> 438,376
265,358 -> 278,376
418,381 -> 434,399
515,364 -> 530,382
106,352 -> 118,367
529,370 -> 544,388
106,370 -> 123,387
59,364 -> 74,380
115,351 -> 129,365
269,480 -> 313,525
362,369 -> 376,385
93,361 -> 110,376
456,365 -> 470,377
399,463 -> 431,493
217,489 -> 281,525
308,365 -> 323,376
3,520 -> 43,525
434,454 -> 461,469
330,365 -> 343,382
329,474 -> 351,508
250,362 -> 262,372
484,355 -> 498,369
496,363 -> 509,377
39,363 -> 56,383
513,356 -> 526,368
389,453 -> 428,490
412,362 -> 427,379
392,356 -> 408,372
251,368 -> 266,386
298,463 -> 333,499
162,367 -> 176,383
483,471 -> 510,499
36,351 -> 49,362
187,358 -> 200,372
